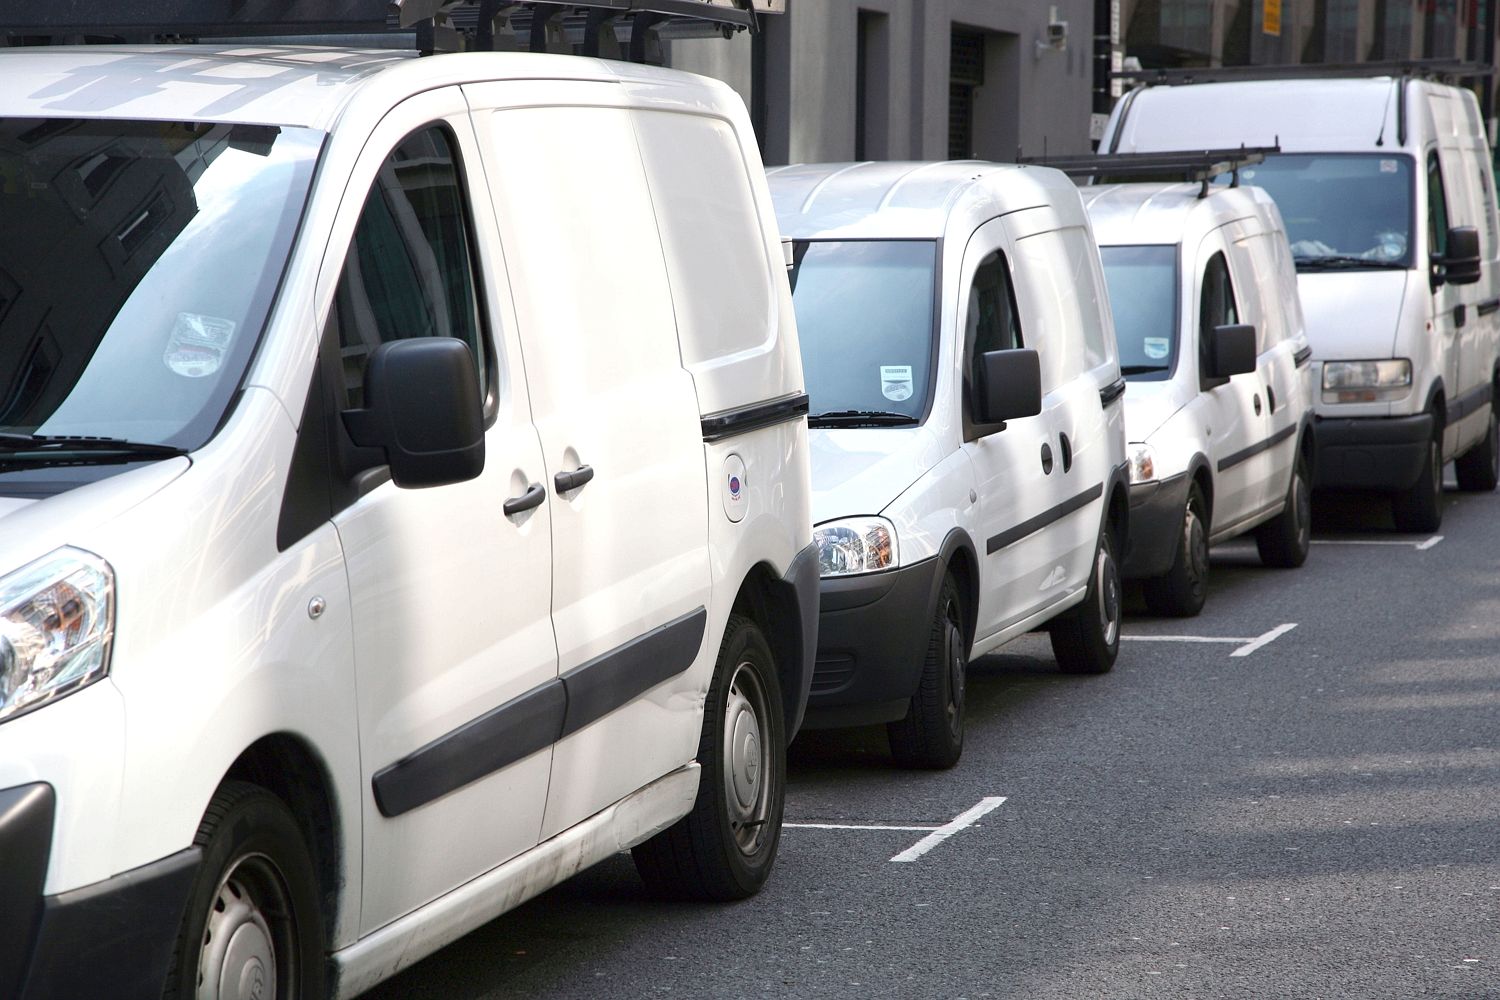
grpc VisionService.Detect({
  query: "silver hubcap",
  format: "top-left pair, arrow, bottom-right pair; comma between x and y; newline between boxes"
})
1184,505 -> 1208,588
1097,544 -> 1121,647
198,861 -> 281,1000
723,661 -> 772,856
945,616 -> 965,737
1293,469 -> 1311,544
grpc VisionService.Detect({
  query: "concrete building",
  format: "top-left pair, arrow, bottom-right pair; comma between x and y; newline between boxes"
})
671,1 -> 1098,165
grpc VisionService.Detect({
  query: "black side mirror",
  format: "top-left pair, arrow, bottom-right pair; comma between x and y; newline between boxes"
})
973,348 -> 1042,427
1204,323 -> 1256,381
1435,225 -> 1482,286
342,339 -> 485,488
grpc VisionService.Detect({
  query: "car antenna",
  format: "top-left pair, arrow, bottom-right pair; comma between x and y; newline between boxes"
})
1375,81 -> 1394,146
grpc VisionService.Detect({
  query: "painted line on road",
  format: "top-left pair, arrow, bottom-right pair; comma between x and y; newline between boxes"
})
784,823 -> 939,831
890,796 -> 1007,863
1230,622 -> 1298,657
1311,534 -> 1443,550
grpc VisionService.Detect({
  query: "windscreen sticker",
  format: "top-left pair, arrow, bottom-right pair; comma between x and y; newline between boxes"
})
1143,337 -> 1170,361
165,312 -> 236,378
1380,159 -> 1399,173
880,365 -> 914,401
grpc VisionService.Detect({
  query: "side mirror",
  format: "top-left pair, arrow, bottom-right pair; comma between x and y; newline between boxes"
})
973,348 -> 1042,426
1435,225 -> 1482,286
1204,323 -> 1256,381
341,339 -> 485,488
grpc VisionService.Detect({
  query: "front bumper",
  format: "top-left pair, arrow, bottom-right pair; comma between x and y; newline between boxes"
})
0,782 -> 200,1000
1313,412 -> 1433,491
1122,473 -> 1191,580
802,556 -> 943,730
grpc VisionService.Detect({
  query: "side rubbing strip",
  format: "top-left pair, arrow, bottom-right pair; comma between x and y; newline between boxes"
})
372,680 -> 566,818
1099,377 -> 1127,406
561,606 -> 707,737
702,393 -> 810,442
987,483 -> 1104,555
1217,423 -> 1297,473
1293,346 -> 1313,367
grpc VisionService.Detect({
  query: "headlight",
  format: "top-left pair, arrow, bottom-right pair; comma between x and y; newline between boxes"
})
814,517 -> 898,577
1128,443 -> 1157,484
1322,359 -> 1412,404
0,547 -> 114,724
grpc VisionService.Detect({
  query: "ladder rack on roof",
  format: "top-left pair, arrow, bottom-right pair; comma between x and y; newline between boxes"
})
0,0 -> 783,59
1113,58 -> 1494,86
1021,146 -> 1280,198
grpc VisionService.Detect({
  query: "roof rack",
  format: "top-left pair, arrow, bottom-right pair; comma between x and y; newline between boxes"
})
0,0 -> 783,59
1114,58 -> 1494,86
1020,146 -> 1280,198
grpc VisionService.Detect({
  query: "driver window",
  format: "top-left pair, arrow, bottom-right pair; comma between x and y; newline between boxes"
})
966,250 -> 1022,367
1199,251 -> 1239,382
1428,150 -> 1450,258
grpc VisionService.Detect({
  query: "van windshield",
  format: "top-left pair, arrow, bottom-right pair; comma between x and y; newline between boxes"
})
1224,153 -> 1414,269
789,240 -> 936,427
1099,245 -> 1178,381
0,118 -> 321,462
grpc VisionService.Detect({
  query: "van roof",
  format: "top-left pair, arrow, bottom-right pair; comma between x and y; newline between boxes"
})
1080,182 -> 1272,247
1110,77 -> 1411,154
0,44 -> 695,130
766,160 -> 1082,240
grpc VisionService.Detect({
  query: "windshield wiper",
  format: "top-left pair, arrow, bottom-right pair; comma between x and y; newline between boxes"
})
0,433 -> 188,464
809,409 -> 920,428
1121,364 -> 1170,376
1294,255 -> 1407,271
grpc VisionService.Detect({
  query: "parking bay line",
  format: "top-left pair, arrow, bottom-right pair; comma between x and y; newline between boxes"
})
783,797 -> 1009,863
1311,534 -> 1443,550
1122,622 -> 1298,657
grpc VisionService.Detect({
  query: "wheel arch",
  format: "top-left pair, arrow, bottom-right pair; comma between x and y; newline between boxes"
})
1103,461 -> 1131,555
936,529 -> 980,656
1187,453 -> 1215,524
731,548 -> 818,741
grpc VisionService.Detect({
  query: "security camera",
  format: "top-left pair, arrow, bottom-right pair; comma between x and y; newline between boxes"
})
1045,19 -> 1068,50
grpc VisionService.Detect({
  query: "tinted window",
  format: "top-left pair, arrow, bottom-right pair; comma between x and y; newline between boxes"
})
790,240 -> 935,423
1428,150 -> 1450,258
967,251 -> 1022,356
333,126 -> 486,409
1100,245 -> 1177,381
1225,154 -> 1414,268
1200,251 -> 1239,380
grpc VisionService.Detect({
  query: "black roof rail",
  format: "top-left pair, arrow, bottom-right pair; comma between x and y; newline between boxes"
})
0,0 -> 783,59
1021,146 -> 1280,198
1113,58 -> 1494,86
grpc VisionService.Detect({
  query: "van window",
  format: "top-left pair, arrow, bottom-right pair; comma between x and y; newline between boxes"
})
333,126 -> 487,410
1099,244 -> 1177,381
1012,228 -> 1109,393
967,251 -> 1022,356
1199,251 -> 1239,379
1428,150 -> 1450,258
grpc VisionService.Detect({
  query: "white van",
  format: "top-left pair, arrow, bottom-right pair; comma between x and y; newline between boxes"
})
768,161 -> 1130,768
0,25 -> 815,1000
1078,172 -> 1315,615
1102,68 -> 1500,530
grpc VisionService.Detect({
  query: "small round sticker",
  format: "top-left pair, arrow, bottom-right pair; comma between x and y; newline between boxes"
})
164,312 -> 236,378
880,365 -> 914,402
1143,337 -> 1170,361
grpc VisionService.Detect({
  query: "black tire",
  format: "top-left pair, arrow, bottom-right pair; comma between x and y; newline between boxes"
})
1391,433 -> 1443,533
887,574 -> 966,769
163,782 -> 325,1000
632,615 -> 785,901
1050,528 -> 1122,675
1455,403 -> 1500,492
1142,483 -> 1210,617
1256,450 -> 1312,568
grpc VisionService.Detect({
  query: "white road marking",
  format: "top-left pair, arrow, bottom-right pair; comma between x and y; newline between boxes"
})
1122,635 -> 1251,644
783,823 -> 939,831
1230,622 -> 1298,657
1310,535 -> 1443,549
890,796 -> 1007,863
1416,535 -> 1445,550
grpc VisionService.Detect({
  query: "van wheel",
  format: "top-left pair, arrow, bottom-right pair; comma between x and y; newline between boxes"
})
1142,483 -> 1209,616
1455,404 -> 1499,492
1255,452 -> 1312,568
887,574 -> 966,769
1391,433 -> 1443,533
1050,529 -> 1122,675
632,615 -> 785,901
163,782 -> 325,1000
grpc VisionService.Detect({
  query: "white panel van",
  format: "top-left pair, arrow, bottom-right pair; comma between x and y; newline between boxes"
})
769,162 -> 1130,769
0,38 -> 814,1000
1103,70 -> 1500,531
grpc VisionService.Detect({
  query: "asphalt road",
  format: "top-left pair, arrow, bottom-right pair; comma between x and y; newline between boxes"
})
364,477 -> 1499,999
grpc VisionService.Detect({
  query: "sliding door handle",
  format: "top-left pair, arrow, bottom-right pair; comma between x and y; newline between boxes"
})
554,464 -> 595,493
503,483 -> 546,516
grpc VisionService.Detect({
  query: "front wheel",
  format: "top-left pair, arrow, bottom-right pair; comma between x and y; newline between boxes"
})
1391,433 -> 1443,533
887,574 -> 966,769
1050,529 -> 1122,675
163,782 -> 325,1000
633,615 -> 785,901
1142,483 -> 1210,617
1455,403 -> 1499,492
1255,451 -> 1312,568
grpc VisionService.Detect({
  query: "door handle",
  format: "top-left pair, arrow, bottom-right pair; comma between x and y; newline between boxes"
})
1253,393 -> 1262,416
503,482 -> 546,516
554,464 -> 595,493
1059,432 -> 1073,473
1040,442 -> 1054,474
1266,385 -> 1276,413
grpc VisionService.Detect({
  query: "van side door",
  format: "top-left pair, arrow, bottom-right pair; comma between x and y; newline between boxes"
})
464,85 -> 713,840
1426,122 -> 1471,457
320,93 -> 558,934
1195,236 -> 1262,533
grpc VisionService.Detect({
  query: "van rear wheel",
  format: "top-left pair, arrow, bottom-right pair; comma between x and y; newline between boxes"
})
1391,434 -> 1443,533
632,614 -> 785,901
887,574 -> 966,769
163,782 -> 325,1000
1050,529 -> 1121,675
1455,404 -> 1499,492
